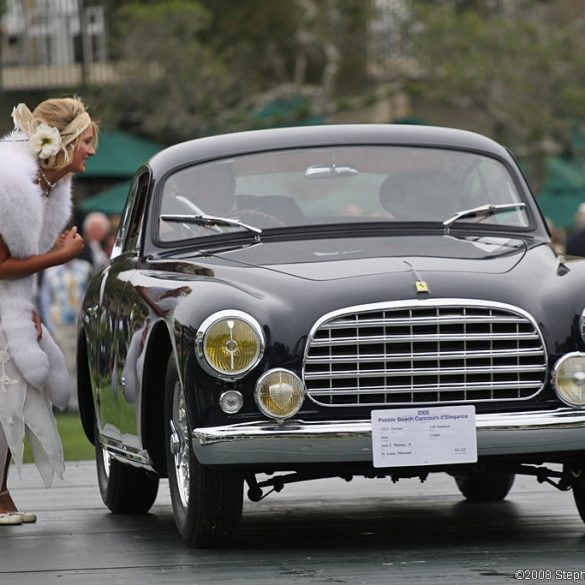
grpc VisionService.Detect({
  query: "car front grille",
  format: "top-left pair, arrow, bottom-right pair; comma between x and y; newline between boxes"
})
303,299 -> 547,407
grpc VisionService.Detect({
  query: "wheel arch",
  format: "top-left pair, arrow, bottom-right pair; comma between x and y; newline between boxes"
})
141,320 -> 173,476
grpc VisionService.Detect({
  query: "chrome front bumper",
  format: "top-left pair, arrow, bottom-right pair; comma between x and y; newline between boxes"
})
192,408 -> 585,465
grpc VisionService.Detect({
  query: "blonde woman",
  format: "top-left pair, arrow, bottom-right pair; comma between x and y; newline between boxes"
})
0,97 -> 98,525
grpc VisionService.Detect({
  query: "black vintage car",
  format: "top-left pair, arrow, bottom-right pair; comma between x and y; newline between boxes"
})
77,124 -> 585,548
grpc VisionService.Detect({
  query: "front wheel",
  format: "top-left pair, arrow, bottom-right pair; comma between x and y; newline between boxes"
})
164,355 -> 243,548
454,472 -> 515,502
95,418 -> 159,514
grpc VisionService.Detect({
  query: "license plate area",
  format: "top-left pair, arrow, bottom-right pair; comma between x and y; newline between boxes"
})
371,405 -> 478,468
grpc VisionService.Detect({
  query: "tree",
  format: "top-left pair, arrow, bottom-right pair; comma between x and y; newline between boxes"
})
407,1 -> 585,189
199,0 -> 373,96
92,0 -> 374,142
92,1 -> 232,143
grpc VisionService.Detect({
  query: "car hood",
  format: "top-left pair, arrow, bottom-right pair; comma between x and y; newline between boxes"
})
203,234 -> 527,280
144,232 -> 585,359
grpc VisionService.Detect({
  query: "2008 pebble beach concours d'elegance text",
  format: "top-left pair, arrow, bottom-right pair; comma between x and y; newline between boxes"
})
76,124 -> 585,547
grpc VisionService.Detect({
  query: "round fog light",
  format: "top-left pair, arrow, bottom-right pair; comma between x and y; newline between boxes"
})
255,369 -> 305,420
219,390 -> 244,414
553,352 -> 585,407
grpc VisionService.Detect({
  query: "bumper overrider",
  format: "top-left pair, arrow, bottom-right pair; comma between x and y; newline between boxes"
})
192,408 -> 585,465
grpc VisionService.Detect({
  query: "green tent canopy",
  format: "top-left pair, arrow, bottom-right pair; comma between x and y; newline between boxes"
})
83,129 -> 163,178
77,129 -> 163,215
253,95 -> 323,128
79,180 -> 131,215
537,157 -> 585,229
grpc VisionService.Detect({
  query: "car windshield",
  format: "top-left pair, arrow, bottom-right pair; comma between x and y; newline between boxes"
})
157,145 -> 529,242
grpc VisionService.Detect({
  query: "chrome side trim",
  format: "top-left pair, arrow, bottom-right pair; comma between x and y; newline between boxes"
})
191,408 -> 585,465
99,435 -> 154,468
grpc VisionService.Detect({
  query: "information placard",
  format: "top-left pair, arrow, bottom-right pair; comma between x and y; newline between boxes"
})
371,405 -> 477,468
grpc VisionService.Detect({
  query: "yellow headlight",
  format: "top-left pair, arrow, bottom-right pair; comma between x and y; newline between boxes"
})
197,311 -> 264,378
553,352 -> 585,407
255,369 -> 305,420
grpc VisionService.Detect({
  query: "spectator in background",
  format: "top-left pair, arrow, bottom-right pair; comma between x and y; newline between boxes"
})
565,203 -> 585,257
103,214 -> 121,257
82,211 -> 110,270
38,256 -> 93,412
545,217 -> 565,255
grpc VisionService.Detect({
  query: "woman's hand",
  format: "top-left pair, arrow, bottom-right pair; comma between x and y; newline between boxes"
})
51,231 -> 68,251
59,227 -> 84,262
32,310 -> 42,341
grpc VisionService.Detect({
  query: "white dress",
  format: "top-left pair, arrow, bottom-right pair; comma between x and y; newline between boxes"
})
0,326 -> 65,486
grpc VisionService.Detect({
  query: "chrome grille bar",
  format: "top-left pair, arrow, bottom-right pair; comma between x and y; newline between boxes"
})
305,347 -> 544,364
325,315 -> 527,328
310,332 -> 541,346
305,364 -> 547,380
308,380 -> 544,395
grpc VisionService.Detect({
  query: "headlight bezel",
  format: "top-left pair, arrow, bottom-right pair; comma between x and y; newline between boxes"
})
195,310 -> 265,380
552,351 -> 585,408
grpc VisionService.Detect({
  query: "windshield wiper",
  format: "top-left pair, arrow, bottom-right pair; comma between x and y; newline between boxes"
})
160,213 -> 263,242
442,203 -> 527,234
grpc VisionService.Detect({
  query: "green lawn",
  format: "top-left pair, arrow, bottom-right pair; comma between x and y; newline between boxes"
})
23,412 -> 95,463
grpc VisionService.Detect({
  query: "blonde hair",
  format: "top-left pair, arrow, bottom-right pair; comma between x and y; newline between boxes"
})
32,97 -> 99,170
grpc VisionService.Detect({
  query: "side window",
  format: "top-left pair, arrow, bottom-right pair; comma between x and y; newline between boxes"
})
111,170 -> 150,258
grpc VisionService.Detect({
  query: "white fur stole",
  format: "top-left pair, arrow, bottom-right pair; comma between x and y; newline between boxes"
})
0,134 -> 73,408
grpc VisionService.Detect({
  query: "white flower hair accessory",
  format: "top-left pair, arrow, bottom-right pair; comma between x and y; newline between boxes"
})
28,123 -> 63,159
11,103 -> 35,134
11,102 -> 66,161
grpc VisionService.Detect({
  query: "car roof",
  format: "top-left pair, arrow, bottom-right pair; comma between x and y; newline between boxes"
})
147,124 -> 512,176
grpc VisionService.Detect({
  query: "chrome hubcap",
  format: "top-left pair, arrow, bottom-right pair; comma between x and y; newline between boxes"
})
170,380 -> 190,508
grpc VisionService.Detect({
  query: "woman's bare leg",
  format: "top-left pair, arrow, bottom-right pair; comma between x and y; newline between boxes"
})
0,433 -> 17,513
1,451 -> 8,491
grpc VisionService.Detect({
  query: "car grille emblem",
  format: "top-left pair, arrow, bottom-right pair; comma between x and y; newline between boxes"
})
415,280 -> 429,293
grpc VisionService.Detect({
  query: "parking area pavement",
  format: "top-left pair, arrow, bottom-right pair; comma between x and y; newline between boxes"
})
2,460 -> 585,585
